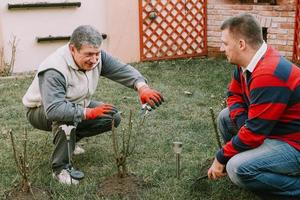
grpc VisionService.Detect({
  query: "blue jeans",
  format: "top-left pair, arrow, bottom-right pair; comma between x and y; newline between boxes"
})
218,108 -> 300,197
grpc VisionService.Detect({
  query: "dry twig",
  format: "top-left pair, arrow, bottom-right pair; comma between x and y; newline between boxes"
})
209,107 -> 222,149
9,129 -> 33,195
0,36 -> 17,76
110,110 -> 146,178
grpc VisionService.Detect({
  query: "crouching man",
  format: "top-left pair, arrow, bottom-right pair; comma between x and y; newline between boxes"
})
208,14 -> 300,199
22,25 -> 164,185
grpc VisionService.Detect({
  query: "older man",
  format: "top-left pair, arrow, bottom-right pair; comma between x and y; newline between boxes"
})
23,25 -> 163,185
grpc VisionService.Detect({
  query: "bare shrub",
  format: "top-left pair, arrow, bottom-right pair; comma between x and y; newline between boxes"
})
111,110 -> 146,178
9,129 -> 33,194
0,36 -> 17,76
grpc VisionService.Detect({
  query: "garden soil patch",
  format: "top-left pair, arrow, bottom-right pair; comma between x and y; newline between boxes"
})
190,157 -> 214,195
97,173 -> 146,199
5,186 -> 51,200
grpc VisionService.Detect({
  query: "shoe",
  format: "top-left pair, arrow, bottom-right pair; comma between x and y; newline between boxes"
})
73,144 -> 85,155
52,169 -> 79,185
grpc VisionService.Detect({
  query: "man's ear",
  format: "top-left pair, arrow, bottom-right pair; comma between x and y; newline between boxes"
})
69,44 -> 76,55
239,39 -> 246,50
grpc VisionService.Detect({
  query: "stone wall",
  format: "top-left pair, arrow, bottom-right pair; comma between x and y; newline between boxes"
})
207,0 -> 297,59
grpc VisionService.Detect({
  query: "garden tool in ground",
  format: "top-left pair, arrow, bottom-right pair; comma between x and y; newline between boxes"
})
190,174 -> 210,194
60,125 -> 85,182
191,174 -> 208,187
189,108 -> 223,191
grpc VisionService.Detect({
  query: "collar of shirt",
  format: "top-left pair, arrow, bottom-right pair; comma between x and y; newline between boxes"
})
242,42 -> 267,74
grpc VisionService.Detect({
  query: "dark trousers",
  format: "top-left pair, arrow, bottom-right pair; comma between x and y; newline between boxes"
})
26,101 -> 121,173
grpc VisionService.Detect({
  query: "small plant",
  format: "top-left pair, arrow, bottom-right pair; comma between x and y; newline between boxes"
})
97,110 -> 147,199
9,129 -> 32,194
111,110 -> 146,178
7,129 -> 51,200
0,36 -> 17,76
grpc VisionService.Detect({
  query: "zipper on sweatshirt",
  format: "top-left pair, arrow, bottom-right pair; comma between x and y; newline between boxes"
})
83,71 -> 90,108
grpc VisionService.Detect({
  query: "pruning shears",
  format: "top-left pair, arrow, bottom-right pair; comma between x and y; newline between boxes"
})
140,103 -> 152,116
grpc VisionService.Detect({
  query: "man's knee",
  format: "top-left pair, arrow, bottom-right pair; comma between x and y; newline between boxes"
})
217,108 -> 230,126
96,112 -> 121,130
218,107 -> 238,143
113,112 -> 121,127
227,156 -> 240,177
26,107 -> 52,131
226,155 -> 255,188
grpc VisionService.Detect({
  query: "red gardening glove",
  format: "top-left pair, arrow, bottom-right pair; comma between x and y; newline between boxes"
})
138,85 -> 164,109
85,104 -> 117,120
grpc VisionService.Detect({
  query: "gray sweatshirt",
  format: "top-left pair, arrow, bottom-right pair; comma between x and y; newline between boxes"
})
23,45 -> 146,125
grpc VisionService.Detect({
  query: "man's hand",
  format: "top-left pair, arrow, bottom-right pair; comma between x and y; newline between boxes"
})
85,104 -> 117,120
207,157 -> 227,180
138,85 -> 164,109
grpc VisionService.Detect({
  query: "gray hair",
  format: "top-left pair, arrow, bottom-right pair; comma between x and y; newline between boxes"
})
220,13 -> 263,49
70,25 -> 103,50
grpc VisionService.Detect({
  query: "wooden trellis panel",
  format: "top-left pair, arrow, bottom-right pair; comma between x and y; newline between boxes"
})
293,0 -> 300,63
139,0 -> 207,61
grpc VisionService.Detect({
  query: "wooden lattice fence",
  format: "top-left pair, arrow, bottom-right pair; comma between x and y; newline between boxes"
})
139,0 -> 207,61
293,0 -> 300,63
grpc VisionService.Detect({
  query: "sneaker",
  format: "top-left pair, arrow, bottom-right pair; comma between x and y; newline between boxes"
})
52,169 -> 79,185
73,144 -> 85,155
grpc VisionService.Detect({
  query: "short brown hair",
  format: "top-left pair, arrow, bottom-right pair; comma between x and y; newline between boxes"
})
221,13 -> 264,49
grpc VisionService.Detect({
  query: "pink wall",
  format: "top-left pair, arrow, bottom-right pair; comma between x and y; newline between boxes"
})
2,0 -> 297,72
106,0 -> 140,64
0,0 -> 140,73
0,13 -> 3,55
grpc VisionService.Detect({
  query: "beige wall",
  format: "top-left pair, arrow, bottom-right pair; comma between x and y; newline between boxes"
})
0,12 -> 3,50
0,0 -> 140,73
106,0 -> 140,63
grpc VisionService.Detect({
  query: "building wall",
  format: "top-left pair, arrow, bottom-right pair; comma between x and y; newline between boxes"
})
0,0 -> 139,73
207,0 -> 297,59
0,0 -> 297,72
106,0 -> 139,64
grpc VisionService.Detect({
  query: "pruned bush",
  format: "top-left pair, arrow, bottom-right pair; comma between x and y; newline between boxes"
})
0,36 -> 17,76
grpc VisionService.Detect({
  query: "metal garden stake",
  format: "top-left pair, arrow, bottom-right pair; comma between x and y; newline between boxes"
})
60,125 -> 85,183
172,141 -> 183,179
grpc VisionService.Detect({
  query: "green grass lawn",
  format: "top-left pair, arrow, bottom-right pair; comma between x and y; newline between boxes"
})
0,58 -> 260,200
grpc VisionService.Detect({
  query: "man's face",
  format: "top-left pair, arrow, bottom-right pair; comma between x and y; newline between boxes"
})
69,44 -> 100,71
220,29 -> 240,65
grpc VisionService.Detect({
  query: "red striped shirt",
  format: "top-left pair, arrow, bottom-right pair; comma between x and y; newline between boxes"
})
217,46 -> 300,164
